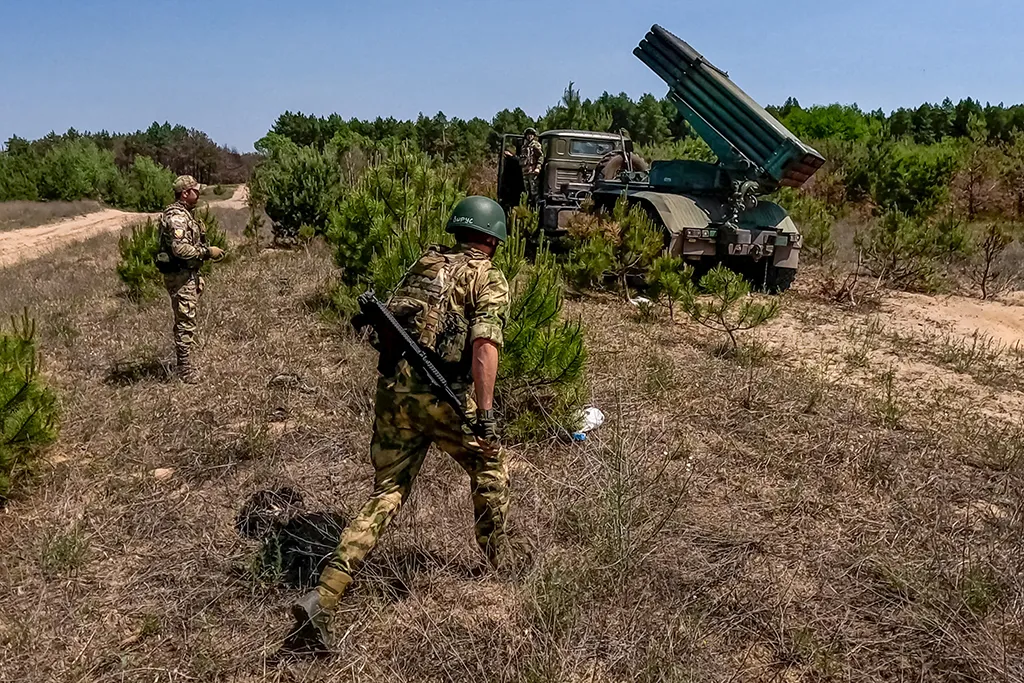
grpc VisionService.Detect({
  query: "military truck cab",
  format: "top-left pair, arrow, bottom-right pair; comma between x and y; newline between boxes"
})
497,130 -> 623,237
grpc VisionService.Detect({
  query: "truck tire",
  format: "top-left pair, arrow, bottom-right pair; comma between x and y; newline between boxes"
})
764,265 -> 797,293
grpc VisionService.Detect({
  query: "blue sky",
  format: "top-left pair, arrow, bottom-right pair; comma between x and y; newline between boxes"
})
1,0 -> 1021,151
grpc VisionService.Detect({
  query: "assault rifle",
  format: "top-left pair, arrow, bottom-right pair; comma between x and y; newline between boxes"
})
356,290 -> 484,438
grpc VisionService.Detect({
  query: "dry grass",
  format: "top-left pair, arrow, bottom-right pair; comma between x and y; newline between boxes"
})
0,200 -> 104,232
0,226 -> 1021,682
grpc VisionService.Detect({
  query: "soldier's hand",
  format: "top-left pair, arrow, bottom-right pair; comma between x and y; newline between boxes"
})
475,409 -> 500,450
207,246 -> 225,261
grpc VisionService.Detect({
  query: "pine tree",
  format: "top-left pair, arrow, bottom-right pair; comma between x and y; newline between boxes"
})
1,311 -> 59,501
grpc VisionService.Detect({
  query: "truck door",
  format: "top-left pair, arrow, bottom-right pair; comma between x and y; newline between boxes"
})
497,134 -> 525,212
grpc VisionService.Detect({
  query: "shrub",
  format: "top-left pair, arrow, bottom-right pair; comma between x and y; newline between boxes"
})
867,140 -> 959,218
498,241 -> 587,436
679,264 -> 780,351
116,219 -> 163,301
777,189 -> 837,262
325,144 -> 462,292
855,211 -> 953,290
250,136 -> 344,243
125,155 -> 174,212
0,152 -> 41,202
564,196 -> 663,294
968,222 -> 1016,299
36,139 -> 119,203
646,255 -> 689,319
637,137 -> 716,164
1,311 -> 59,501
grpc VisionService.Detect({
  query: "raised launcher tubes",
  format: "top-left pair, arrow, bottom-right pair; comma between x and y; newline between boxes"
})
635,25 -> 825,191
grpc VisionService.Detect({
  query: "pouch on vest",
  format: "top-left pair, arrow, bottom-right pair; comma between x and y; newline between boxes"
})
154,251 -> 178,274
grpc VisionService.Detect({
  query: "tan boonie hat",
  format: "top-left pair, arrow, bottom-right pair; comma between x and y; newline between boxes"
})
173,175 -> 199,193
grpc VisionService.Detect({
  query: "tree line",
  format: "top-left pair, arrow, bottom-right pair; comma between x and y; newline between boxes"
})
266,84 -> 1024,163
0,123 -> 257,209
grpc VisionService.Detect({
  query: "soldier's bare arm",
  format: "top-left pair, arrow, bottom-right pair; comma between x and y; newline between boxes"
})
472,339 -> 499,410
468,265 -> 510,414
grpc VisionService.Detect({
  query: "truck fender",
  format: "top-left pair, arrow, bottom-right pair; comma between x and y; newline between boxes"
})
630,191 -> 713,257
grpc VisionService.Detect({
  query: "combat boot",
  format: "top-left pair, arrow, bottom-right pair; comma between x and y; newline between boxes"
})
287,567 -> 352,653
176,351 -> 200,384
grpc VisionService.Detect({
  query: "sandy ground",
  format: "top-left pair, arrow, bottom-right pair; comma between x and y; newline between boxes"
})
0,185 -> 248,268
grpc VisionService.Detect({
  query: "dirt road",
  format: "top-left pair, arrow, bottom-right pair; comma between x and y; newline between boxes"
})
0,185 -> 248,268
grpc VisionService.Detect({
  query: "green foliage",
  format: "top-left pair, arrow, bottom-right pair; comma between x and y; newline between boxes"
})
777,189 -> 838,262
116,219 -> 163,301
250,137 -> 344,243
124,155 -> 175,212
194,205 -> 230,274
244,204 -> 265,244
646,255 -> 690,319
539,82 -> 613,133
1001,132 -> 1024,218
565,197 -> 664,294
0,135 -> 185,211
498,245 -> 588,433
637,137 -> 716,164
867,140 -> 959,217
679,265 -> 781,351
36,139 -> 119,202
855,211 -> 957,290
781,104 -> 875,142
1,311 -> 59,501
324,144 -> 462,292
0,149 -> 41,201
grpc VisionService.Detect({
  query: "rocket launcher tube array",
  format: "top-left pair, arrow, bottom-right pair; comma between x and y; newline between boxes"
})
635,24 -> 824,189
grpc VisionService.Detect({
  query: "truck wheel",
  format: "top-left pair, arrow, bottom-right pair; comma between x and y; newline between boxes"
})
765,266 -> 797,293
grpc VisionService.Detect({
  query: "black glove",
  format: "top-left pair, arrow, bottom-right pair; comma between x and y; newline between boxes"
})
475,409 -> 499,443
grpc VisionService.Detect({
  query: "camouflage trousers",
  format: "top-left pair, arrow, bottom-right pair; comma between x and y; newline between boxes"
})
164,270 -> 204,359
327,378 -> 510,577
523,172 -> 540,206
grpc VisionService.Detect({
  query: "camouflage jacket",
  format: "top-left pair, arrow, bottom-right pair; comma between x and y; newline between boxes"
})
384,244 -> 510,394
159,201 -> 208,270
518,138 -> 543,176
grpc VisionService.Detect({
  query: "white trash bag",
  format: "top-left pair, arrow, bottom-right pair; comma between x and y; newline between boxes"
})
571,407 -> 605,441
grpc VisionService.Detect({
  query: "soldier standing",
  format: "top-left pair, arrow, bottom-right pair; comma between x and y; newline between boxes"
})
288,196 -> 511,652
157,175 -> 224,383
518,127 -> 543,206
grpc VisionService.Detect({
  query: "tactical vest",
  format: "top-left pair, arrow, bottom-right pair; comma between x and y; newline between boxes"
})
156,203 -> 206,273
387,246 -> 484,379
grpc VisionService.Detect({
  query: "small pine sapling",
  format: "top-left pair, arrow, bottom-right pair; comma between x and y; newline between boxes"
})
679,264 -> 780,351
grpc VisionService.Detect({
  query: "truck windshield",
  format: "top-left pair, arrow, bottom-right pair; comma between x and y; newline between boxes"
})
570,139 -> 617,156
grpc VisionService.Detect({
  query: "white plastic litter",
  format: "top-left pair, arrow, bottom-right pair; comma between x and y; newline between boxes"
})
628,296 -> 652,307
571,407 -> 605,441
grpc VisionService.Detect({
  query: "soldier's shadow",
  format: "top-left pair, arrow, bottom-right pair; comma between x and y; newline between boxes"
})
236,487 -> 454,603
104,359 -> 171,386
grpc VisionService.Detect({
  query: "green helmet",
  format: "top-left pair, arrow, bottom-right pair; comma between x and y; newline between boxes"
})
524,127 -> 538,137
446,196 -> 507,243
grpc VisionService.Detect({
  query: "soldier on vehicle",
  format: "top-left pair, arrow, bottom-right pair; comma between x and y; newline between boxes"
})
287,196 -> 512,653
157,175 -> 225,383
505,127 -> 543,206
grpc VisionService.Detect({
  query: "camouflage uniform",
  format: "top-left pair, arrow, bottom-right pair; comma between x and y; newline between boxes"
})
519,137 -> 543,205
325,244 -> 511,584
159,194 -> 211,379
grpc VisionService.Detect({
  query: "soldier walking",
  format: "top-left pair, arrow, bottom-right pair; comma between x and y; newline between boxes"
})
157,175 -> 224,383
288,196 -> 511,652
